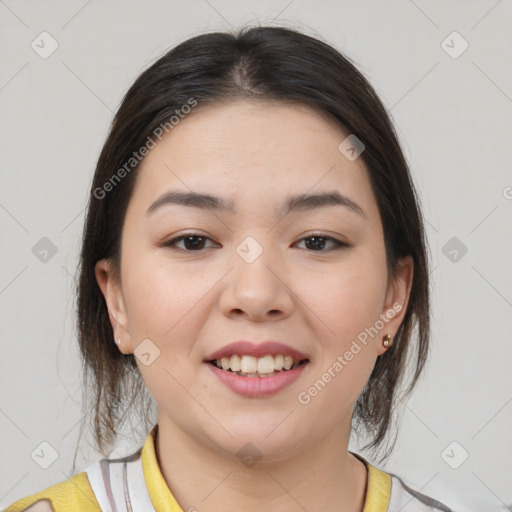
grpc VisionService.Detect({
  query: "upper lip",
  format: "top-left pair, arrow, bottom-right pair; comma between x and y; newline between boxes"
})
204,341 -> 310,362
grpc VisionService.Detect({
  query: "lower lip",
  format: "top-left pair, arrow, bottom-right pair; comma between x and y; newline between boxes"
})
205,362 -> 309,398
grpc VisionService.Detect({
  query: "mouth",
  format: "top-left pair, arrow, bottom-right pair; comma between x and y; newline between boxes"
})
207,354 -> 310,378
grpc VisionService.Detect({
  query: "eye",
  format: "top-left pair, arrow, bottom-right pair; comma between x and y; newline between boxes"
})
294,233 -> 348,251
162,233 -> 219,251
161,232 -> 348,252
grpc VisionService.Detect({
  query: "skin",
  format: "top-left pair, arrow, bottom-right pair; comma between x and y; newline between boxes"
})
96,100 -> 413,512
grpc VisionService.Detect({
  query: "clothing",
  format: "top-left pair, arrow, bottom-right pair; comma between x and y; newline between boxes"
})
4,425 -> 453,512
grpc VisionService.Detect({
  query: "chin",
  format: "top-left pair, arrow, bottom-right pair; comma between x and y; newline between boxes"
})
205,419 -> 309,464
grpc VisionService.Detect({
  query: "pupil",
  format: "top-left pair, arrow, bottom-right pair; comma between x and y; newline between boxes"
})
184,236 -> 204,250
306,236 -> 325,250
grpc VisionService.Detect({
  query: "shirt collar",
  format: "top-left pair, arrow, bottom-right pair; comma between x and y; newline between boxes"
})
141,425 -> 182,511
141,425 -> 391,512
351,450 -> 392,511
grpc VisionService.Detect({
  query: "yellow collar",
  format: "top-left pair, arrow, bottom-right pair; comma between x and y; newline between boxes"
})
351,450 -> 391,511
141,425 -> 391,512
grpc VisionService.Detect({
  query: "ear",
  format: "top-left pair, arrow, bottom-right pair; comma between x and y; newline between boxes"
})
377,255 -> 414,356
95,259 -> 134,354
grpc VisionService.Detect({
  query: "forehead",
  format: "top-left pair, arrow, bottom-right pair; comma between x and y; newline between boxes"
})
149,99 -> 349,163
128,100 -> 376,218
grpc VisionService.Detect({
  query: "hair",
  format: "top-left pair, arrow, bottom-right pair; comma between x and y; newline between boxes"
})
75,24 -> 430,464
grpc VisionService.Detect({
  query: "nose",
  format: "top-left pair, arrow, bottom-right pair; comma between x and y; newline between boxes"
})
218,246 -> 294,323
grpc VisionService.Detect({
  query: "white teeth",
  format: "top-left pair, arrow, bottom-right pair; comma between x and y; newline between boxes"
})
230,354 -> 241,372
240,355 -> 258,373
214,353 -> 305,374
257,355 -> 275,374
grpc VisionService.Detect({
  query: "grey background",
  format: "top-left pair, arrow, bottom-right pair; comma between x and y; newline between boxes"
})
1,1 -> 511,510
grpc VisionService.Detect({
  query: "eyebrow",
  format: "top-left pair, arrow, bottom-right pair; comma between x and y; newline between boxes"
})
145,190 -> 366,218
146,191 -> 235,216
282,191 -> 366,218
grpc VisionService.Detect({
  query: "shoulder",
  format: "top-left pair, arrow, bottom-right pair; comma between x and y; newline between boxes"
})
3,472 -> 101,512
351,451 -> 456,512
388,472 -> 454,511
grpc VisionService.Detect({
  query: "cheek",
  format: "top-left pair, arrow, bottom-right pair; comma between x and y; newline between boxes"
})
121,252 -> 213,346
293,248 -> 388,405
300,249 -> 388,338
121,258 -> 211,408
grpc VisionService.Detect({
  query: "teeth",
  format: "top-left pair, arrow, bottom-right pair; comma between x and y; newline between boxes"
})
214,354 -> 304,374
240,355 -> 258,373
257,355 -> 275,374
230,354 -> 241,372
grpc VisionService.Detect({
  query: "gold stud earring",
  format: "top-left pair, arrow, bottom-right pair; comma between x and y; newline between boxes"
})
383,334 -> 392,348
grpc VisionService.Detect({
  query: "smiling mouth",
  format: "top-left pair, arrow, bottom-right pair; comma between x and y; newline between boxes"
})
207,354 -> 310,378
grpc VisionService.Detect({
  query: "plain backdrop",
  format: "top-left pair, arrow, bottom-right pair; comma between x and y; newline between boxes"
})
1,1 -> 511,510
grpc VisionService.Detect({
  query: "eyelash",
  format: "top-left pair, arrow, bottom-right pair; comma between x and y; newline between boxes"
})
161,232 -> 349,252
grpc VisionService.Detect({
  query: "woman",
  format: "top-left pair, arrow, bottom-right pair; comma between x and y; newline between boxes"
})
6,25 -> 454,512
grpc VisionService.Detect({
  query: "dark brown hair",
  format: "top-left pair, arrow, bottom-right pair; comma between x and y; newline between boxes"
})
75,25 -> 430,463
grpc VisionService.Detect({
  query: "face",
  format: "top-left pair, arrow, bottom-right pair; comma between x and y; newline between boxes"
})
96,100 -> 412,462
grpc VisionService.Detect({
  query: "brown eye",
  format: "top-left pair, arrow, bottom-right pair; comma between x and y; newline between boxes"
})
163,234 -> 217,251
295,234 -> 348,251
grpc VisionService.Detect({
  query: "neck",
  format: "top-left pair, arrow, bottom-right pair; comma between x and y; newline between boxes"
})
154,416 -> 368,512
